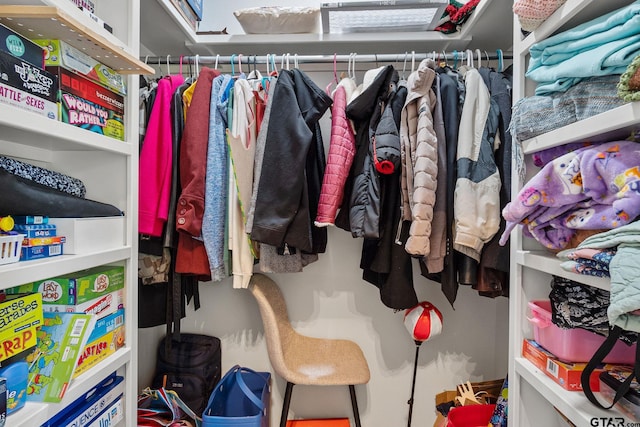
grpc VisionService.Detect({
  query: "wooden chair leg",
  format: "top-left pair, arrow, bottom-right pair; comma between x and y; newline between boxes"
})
349,385 -> 362,427
280,382 -> 295,427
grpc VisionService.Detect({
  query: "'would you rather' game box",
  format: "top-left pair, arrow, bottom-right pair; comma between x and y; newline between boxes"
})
50,66 -> 125,140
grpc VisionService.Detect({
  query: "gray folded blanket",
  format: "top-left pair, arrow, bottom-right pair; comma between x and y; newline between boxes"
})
510,74 -> 625,143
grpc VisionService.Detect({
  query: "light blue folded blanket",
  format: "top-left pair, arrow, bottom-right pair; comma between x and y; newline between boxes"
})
527,0 -> 640,95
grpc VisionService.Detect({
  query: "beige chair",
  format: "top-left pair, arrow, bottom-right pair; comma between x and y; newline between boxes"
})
248,273 -> 371,427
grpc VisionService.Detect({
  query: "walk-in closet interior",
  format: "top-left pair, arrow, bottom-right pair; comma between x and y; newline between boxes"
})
1,0 -> 640,426
139,1 -> 513,426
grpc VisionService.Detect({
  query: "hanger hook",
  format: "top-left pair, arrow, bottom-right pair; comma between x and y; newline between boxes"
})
166,54 -> 170,73
294,53 -> 299,69
238,53 -> 243,74
402,51 -> 408,79
144,55 -> 149,64
230,54 -> 236,75
352,53 -> 357,80
476,49 -> 482,68
195,54 -> 200,78
411,50 -> 416,72
496,49 -> 504,72
214,54 -> 219,70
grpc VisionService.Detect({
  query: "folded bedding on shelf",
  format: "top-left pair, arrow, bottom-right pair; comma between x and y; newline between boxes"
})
500,140 -> 640,250
527,1 -> 640,95
509,74 -> 624,143
567,221 -> 640,333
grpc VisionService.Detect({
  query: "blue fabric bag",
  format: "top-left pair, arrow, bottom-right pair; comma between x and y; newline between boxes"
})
202,365 -> 271,427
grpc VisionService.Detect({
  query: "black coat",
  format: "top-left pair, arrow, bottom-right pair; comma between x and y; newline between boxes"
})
337,66 -> 418,310
251,69 -> 333,254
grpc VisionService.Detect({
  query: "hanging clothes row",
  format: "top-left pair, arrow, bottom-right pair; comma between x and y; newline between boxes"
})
137,49 -> 513,323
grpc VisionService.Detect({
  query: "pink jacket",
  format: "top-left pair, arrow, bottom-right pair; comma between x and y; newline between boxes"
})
139,74 -> 184,236
315,84 -> 356,226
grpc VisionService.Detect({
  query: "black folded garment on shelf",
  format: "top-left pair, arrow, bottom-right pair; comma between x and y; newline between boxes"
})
0,168 -> 124,217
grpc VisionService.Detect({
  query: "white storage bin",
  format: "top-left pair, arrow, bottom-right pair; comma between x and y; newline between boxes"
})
48,217 -> 125,254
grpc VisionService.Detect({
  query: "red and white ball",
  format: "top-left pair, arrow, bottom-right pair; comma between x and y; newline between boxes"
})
404,301 -> 443,342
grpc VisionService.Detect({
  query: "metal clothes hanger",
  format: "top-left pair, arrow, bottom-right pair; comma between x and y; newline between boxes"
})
351,53 -> 357,82
402,51 -> 408,80
214,54 -> 220,70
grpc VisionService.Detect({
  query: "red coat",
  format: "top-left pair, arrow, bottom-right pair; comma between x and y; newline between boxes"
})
175,67 -> 221,278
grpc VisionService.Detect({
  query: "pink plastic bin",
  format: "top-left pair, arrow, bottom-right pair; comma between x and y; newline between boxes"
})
527,300 -> 636,364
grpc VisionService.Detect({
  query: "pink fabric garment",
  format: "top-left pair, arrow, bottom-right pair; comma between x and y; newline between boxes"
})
139,74 -> 185,236
315,85 -> 356,226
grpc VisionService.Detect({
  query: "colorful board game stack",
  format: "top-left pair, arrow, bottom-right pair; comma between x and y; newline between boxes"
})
13,216 -> 65,261
8,265 -> 126,384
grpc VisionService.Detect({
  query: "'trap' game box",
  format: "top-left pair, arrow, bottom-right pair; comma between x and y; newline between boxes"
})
0,293 -> 43,362
50,66 -> 125,140
8,264 -> 125,306
0,50 -> 58,119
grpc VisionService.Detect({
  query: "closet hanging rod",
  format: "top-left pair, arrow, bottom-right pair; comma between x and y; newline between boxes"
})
143,51 -> 512,66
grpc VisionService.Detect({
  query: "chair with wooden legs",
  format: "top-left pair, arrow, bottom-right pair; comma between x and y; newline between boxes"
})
248,273 -> 371,427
